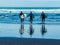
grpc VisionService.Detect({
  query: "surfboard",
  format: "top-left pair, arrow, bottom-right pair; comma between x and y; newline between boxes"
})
21,14 -> 27,19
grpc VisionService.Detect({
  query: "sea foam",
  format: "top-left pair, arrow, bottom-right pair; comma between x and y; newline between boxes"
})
0,9 -> 60,13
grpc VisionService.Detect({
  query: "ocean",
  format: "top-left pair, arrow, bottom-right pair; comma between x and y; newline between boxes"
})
0,7 -> 60,24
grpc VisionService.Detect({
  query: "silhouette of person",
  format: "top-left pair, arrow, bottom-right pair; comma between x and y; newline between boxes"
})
9,11 -> 12,16
29,23 -> 34,37
19,23 -> 24,35
19,11 -> 25,23
41,24 -> 47,36
41,11 -> 47,24
27,11 -> 34,23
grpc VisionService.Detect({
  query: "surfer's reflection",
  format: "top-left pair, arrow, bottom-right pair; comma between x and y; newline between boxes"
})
29,23 -> 34,37
41,23 -> 47,36
19,23 -> 24,35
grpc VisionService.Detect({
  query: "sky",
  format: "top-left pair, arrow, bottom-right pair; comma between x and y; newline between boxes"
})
0,0 -> 60,7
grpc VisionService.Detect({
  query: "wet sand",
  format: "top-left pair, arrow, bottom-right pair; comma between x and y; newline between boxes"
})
0,37 -> 60,45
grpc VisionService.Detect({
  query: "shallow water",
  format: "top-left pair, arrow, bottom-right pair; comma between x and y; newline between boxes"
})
0,13 -> 60,24
0,23 -> 60,39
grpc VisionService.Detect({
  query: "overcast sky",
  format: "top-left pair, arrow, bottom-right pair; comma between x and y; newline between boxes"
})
0,0 -> 60,7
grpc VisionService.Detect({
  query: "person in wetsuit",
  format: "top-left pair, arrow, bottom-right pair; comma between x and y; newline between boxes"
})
19,11 -> 25,23
27,11 -> 34,23
41,11 -> 47,24
19,11 -> 25,36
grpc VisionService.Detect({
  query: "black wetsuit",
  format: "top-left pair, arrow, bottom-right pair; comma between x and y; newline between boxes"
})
19,12 -> 24,23
28,12 -> 34,23
41,12 -> 46,23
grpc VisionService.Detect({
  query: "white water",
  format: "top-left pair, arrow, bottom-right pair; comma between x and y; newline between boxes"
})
0,9 -> 60,13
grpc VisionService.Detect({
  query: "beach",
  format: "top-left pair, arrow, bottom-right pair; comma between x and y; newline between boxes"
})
0,37 -> 60,45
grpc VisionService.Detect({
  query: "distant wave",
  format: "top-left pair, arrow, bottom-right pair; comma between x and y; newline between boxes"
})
0,9 -> 60,13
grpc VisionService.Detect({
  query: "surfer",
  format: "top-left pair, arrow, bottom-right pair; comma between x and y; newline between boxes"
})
19,11 -> 25,23
27,11 -> 34,23
41,11 -> 47,24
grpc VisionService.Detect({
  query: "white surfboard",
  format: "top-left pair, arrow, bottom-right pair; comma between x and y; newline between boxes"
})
21,14 -> 27,19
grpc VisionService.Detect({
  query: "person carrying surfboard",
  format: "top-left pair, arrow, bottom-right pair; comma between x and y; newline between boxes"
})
19,11 -> 25,23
